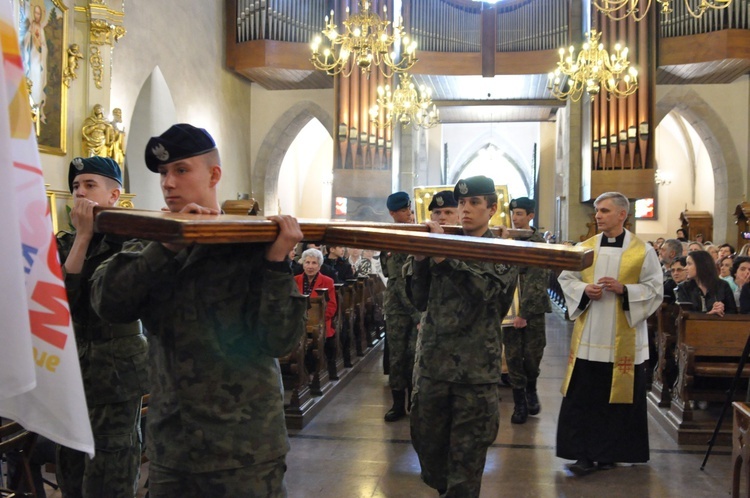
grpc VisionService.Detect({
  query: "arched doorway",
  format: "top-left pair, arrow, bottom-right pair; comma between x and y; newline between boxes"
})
655,87 -> 742,243
277,119 -> 333,217
252,101 -> 334,215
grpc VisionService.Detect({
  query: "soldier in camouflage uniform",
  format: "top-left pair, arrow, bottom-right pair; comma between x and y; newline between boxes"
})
428,189 -> 459,225
382,191 -> 422,422
90,124 -> 307,498
504,197 -> 552,424
410,176 -> 517,497
56,156 -> 149,498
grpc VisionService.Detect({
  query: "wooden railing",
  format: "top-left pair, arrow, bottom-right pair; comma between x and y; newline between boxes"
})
660,0 -> 750,38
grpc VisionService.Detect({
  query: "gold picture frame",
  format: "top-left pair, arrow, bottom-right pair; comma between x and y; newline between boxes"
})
413,184 -> 512,226
18,0 -> 68,155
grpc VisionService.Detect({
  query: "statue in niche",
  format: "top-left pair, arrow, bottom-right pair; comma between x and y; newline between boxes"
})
108,107 -> 126,169
81,104 -> 114,157
62,44 -> 84,87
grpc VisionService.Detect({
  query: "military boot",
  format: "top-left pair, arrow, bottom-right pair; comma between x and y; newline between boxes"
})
384,389 -> 406,422
511,388 -> 528,424
526,379 -> 541,416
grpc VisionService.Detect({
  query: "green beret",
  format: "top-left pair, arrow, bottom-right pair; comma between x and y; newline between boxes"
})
145,123 -> 217,172
428,190 -> 457,211
509,196 -> 535,213
454,175 -> 495,199
68,156 -> 122,193
387,191 -> 411,211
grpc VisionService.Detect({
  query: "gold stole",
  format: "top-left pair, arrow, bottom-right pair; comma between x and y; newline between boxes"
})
561,232 -> 647,404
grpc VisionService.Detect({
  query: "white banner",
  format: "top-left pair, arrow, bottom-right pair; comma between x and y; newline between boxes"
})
0,3 -> 94,456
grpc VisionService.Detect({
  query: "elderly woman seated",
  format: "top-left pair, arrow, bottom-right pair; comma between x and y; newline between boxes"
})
294,248 -> 339,379
676,250 -> 737,316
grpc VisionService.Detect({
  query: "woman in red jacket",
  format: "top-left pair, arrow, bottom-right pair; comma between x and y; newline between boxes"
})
295,248 -> 339,378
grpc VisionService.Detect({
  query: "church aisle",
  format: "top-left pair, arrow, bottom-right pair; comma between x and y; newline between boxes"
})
285,308 -> 733,498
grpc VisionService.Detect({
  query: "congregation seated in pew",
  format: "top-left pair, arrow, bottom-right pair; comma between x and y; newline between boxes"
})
676,250 -> 736,315
295,248 -> 338,380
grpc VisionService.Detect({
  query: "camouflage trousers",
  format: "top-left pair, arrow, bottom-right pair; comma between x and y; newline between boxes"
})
385,313 -> 418,391
501,314 -> 547,390
147,455 -> 287,498
56,397 -> 143,498
410,376 -> 499,497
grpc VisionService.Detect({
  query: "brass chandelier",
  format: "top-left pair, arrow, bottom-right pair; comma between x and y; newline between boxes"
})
310,0 -> 418,78
369,73 -> 439,129
547,30 -> 638,102
593,0 -> 732,21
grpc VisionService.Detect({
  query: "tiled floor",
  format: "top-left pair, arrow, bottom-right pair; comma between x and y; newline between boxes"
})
43,308 -> 735,497
284,308 -> 734,498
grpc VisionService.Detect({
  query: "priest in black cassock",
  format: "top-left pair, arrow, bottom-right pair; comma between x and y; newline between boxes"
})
556,191 -> 663,476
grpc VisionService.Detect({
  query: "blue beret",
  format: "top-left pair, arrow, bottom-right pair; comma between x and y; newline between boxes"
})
145,123 -> 216,172
68,156 -> 122,192
428,190 -> 457,211
509,196 -> 535,213
454,175 -> 495,199
387,191 -> 411,211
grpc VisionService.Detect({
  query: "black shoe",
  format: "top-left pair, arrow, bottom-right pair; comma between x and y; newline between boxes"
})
384,407 -> 406,422
511,388 -> 528,424
526,379 -> 541,416
567,459 -> 596,476
384,390 -> 406,422
597,461 -> 616,470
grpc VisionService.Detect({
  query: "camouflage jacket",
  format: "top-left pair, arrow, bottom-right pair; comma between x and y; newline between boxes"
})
57,232 -> 148,406
382,251 -> 421,321
91,240 -> 307,472
516,228 -> 552,318
410,229 -> 518,384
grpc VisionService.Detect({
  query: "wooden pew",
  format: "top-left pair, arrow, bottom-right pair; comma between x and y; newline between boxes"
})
648,303 -> 682,408
334,283 -> 355,368
653,310 -> 750,444
732,401 -> 750,498
279,326 -> 312,417
0,420 -> 38,496
306,292 -> 330,395
355,277 -> 374,348
347,279 -> 368,356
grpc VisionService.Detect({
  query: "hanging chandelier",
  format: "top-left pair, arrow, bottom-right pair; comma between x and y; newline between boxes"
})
369,73 -> 439,129
310,0 -> 418,78
593,0 -> 732,21
547,30 -> 638,102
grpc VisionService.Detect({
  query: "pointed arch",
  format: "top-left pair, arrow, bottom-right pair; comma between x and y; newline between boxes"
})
253,101 -> 334,214
127,66 -> 177,210
656,88 -> 742,241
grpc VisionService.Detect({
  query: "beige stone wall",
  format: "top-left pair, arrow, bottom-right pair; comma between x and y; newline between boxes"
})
40,0 -> 254,210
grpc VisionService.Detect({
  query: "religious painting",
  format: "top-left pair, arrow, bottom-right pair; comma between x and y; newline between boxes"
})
413,184 -> 511,226
18,0 -> 68,155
